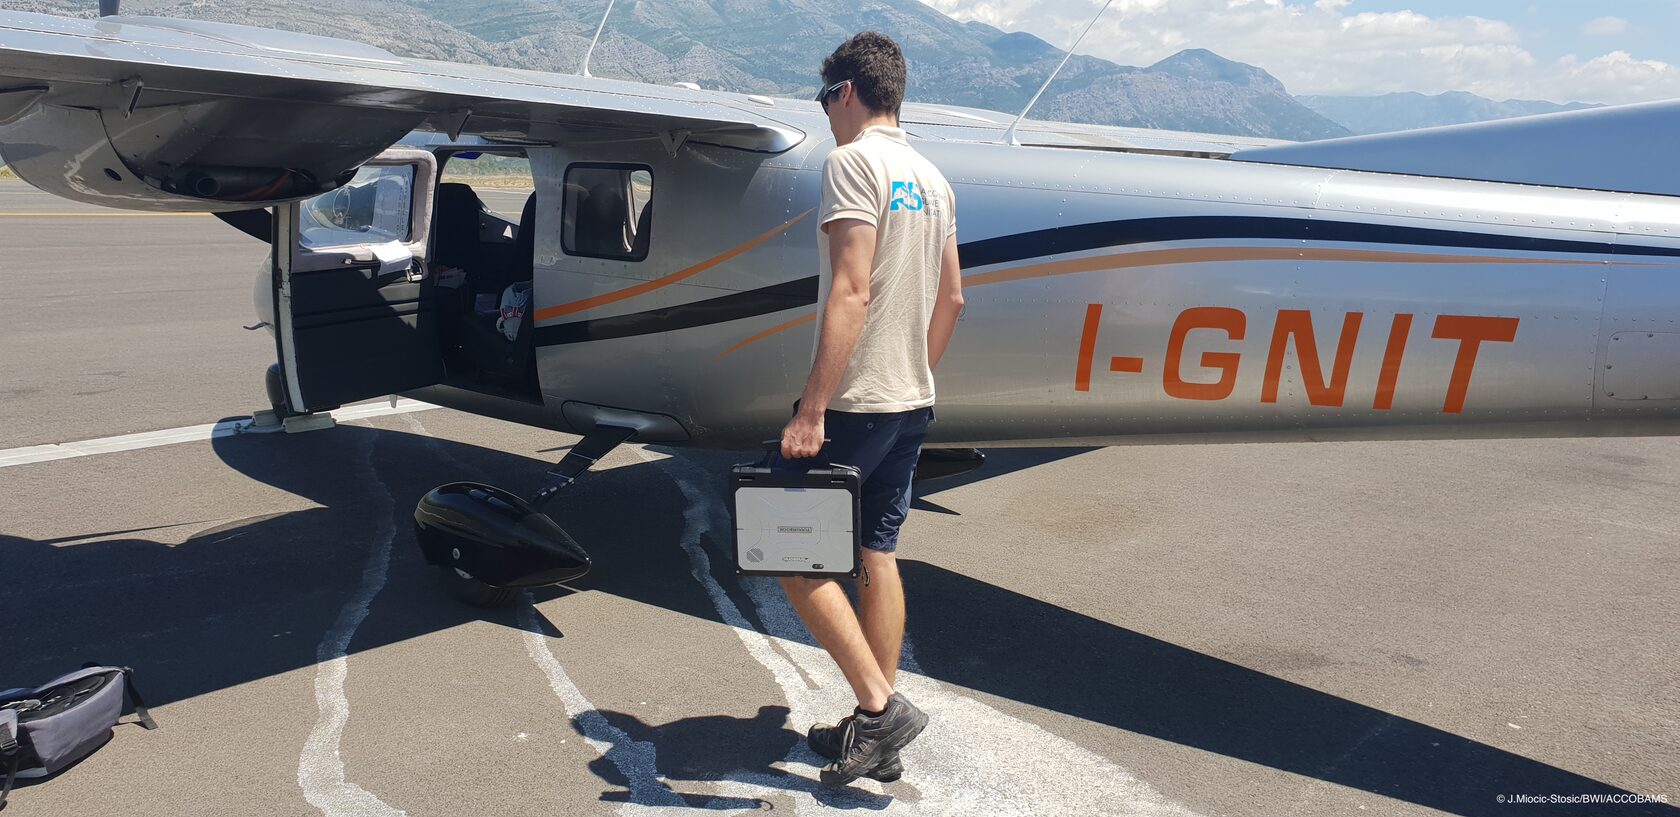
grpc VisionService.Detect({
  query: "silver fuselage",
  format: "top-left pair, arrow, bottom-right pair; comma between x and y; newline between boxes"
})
519,123 -> 1680,448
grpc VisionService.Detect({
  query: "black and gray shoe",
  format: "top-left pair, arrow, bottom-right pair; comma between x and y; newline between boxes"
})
808,716 -> 903,782
818,692 -> 927,787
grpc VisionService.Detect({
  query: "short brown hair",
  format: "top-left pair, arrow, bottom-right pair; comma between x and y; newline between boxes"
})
820,32 -> 906,117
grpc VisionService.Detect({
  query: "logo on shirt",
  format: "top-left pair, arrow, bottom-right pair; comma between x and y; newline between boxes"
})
889,181 -> 924,212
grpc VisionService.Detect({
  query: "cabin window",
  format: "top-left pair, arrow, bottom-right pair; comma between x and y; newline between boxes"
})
562,164 -> 653,262
298,163 -> 415,249
439,152 -> 535,222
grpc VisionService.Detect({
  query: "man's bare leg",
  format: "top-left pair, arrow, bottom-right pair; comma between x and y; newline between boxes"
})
781,575 -> 892,711
857,549 -> 905,687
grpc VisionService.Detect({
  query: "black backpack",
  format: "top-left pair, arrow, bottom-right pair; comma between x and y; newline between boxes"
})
0,665 -> 157,810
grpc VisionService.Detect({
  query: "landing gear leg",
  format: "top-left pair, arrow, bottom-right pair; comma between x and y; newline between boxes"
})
419,424 -> 637,607
252,362 -> 335,433
529,424 -> 639,509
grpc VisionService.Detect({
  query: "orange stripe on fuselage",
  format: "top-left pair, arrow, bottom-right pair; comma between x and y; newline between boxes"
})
714,246 -> 1614,358
716,313 -> 817,361
533,208 -> 814,323
961,246 -> 1604,288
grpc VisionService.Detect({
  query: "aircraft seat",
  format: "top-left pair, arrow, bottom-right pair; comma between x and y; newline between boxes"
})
630,198 -> 652,258
432,182 -> 484,273
575,181 -> 628,257
458,191 -> 536,384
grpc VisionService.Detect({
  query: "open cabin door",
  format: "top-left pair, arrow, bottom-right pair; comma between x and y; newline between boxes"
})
273,148 -> 443,412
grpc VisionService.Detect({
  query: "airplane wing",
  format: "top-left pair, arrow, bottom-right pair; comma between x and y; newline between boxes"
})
899,102 -> 1290,158
0,10 -> 802,211
1231,99 -> 1680,197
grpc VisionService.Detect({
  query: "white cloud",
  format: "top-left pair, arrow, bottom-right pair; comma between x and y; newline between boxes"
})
1552,50 -> 1680,102
917,0 -> 1680,104
1582,16 -> 1629,37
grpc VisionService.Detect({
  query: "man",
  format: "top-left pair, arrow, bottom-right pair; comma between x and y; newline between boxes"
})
774,31 -> 963,787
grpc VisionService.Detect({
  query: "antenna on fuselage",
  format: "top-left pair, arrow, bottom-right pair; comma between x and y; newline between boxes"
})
1001,0 -> 1114,146
99,0 -> 119,15
579,0 -> 617,78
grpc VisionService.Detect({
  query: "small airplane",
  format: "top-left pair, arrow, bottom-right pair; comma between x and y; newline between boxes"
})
4,5 -> 1679,604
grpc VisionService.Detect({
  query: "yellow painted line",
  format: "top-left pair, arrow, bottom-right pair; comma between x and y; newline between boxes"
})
0,212 -> 212,217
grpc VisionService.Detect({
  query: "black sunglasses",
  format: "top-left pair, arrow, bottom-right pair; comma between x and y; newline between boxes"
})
816,79 -> 852,112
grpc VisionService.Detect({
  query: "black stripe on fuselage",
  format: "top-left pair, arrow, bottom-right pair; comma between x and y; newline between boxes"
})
960,215 -> 1680,268
534,215 -> 1680,347
531,276 -> 816,347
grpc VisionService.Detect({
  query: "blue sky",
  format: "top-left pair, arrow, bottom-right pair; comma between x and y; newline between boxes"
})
918,1 -> 1680,104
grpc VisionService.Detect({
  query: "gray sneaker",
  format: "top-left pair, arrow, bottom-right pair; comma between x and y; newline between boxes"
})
808,716 -> 903,782
819,693 -> 927,787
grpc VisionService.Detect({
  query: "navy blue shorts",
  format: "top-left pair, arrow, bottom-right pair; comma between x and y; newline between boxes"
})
768,403 -> 933,554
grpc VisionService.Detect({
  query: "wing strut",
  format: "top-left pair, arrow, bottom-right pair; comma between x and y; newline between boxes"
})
1002,0 -> 1115,146
580,0 -> 618,78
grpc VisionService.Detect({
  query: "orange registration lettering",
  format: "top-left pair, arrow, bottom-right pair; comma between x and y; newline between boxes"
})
1074,304 -> 1104,392
1373,313 -> 1414,411
1261,310 -> 1365,407
1074,305 -> 1519,412
1431,315 -> 1520,413
1164,307 -> 1246,401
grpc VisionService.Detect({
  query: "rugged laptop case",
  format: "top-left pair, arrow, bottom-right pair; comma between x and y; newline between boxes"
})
731,461 -> 861,578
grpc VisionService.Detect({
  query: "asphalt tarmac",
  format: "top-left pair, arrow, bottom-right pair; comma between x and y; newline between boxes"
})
1,179 -> 1676,816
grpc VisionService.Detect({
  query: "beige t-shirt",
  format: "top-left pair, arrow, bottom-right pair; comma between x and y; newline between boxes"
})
815,125 -> 956,413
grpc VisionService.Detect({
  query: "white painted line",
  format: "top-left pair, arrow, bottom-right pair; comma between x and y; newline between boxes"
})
403,413 -> 688,811
381,415 -> 1198,814
331,399 -> 442,423
297,422 -> 407,817
634,448 -> 1203,816
518,601 -> 687,810
0,399 -> 439,468
519,444 -> 828,814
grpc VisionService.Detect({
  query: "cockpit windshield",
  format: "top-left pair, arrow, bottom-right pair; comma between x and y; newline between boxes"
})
298,164 -> 415,249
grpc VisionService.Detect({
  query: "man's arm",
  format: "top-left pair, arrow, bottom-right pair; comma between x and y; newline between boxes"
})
927,234 -> 963,370
782,218 -> 877,459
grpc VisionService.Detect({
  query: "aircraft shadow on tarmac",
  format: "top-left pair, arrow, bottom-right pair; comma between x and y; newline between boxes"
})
0,423 -> 1670,816
909,447 -> 1097,515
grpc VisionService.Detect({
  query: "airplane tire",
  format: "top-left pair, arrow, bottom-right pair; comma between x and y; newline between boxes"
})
264,362 -> 297,418
438,566 -> 521,608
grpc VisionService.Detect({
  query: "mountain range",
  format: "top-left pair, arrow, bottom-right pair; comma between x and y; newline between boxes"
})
7,0 -> 1351,140
2,1 -> 1613,142
1297,91 -> 1602,135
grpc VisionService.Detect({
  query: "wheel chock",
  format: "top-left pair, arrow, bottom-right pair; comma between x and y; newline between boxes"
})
281,413 -> 337,434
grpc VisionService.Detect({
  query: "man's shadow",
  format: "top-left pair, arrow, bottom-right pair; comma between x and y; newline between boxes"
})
586,705 -> 901,810
592,705 -> 798,787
